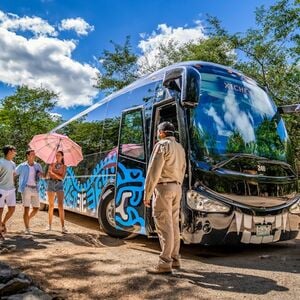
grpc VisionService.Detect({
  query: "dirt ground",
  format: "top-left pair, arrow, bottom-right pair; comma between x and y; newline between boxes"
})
0,204 -> 299,300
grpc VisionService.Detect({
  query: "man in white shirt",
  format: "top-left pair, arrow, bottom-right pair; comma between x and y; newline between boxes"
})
0,145 -> 17,239
16,149 -> 43,234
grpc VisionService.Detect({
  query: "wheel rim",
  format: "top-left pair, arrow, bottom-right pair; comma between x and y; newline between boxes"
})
106,198 -> 116,227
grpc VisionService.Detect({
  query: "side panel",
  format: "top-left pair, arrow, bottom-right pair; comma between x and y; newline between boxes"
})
40,80 -> 158,229
115,158 -> 146,234
115,108 -> 148,234
39,100 -> 119,218
39,154 -> 117,218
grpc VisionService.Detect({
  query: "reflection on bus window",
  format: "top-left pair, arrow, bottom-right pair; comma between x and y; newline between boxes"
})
191,72 -> 288,162
120,110 -> 145,160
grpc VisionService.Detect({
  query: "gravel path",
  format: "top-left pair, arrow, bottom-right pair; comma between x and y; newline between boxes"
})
0,204 -> 299,299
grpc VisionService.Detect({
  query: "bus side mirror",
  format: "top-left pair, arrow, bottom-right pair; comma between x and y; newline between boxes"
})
277,104 -> 300,114
163,66 -> 201,108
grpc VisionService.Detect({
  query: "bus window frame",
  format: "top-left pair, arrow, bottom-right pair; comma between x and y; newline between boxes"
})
118,105 -> 147,163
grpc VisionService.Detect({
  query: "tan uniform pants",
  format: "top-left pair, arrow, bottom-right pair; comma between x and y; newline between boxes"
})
152,183 -> 182,268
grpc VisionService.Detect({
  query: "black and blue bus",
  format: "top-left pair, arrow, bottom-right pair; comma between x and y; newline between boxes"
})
40,61 -> 300,245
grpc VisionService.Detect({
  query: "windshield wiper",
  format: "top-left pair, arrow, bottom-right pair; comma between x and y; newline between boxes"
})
211,153 -> 297,178
211,153 -> 266,171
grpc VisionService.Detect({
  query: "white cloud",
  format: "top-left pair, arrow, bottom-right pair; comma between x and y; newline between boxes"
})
137,22 -> 206,74
50,112 -> 62,121
223,90 -> 255,143
0,11 -> 57,36
59,17 -> 94,36
205,106 -> 226,136
0,10 -> 99,108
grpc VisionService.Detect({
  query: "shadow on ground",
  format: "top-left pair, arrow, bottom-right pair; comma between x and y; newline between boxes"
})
2,250 -> 289,300
0,207 -> 298,299
121,235 -> 300,275
0,231 -> 125,254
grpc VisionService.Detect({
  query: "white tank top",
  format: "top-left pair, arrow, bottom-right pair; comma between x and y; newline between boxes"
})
27,165 -> 36,186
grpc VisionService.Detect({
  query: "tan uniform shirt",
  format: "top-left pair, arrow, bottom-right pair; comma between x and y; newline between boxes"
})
144,136 -> 186,201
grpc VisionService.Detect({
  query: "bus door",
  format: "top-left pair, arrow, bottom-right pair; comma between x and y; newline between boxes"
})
146,100 -> 182,233
114,107 -> 148,234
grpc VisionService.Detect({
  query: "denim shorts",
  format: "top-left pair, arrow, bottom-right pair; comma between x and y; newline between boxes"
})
47,179 -> 64,192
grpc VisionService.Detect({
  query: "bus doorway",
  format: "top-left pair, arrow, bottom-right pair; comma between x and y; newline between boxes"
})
146,101 -> 183,234
114,107 -> 148,235
152,102 -> 180,148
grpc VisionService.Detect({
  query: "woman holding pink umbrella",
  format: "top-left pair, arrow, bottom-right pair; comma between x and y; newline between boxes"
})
46,151 -> 67,233
29,132 -> 83,233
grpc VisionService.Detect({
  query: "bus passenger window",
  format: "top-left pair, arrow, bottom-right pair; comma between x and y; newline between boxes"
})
120,110 -> 145,160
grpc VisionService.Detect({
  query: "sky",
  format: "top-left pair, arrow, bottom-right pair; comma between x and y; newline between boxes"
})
0,0 -> 277,120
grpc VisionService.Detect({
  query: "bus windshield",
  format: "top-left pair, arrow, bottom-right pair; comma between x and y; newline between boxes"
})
190,71 -> 291,164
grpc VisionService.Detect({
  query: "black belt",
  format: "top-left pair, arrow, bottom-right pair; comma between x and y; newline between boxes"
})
26,185 -> 37,189
49,179 -> 62,182
157,181 -> 181,185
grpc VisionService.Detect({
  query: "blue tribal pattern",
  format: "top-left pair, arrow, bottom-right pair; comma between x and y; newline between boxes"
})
39,154 -> 117,216
115,163 -> 145,234
39,154 -> 146,234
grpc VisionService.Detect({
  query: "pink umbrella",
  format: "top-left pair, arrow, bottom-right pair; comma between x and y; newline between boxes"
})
29,133 -> 83,167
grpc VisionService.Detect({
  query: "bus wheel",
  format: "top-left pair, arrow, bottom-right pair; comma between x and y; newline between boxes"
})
98,188 -> 130,238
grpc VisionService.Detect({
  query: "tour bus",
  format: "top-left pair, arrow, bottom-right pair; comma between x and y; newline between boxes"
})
40,61 -> 300,245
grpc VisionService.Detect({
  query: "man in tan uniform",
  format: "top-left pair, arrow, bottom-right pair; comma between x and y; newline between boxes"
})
144,121 -> 186,274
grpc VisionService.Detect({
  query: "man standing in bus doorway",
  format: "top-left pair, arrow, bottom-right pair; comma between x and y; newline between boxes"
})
16,149 -> 43,234
0,145 -> 17,240
144,121 -> 186,274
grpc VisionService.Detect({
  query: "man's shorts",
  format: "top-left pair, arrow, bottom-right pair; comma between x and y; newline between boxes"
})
47,179 -> 64,192
0,188 -> 16,208
21,186 -> 40,208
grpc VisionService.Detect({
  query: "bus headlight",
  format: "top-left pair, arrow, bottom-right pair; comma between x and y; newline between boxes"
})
289,199 -> 300,214
186,190 -> 230,213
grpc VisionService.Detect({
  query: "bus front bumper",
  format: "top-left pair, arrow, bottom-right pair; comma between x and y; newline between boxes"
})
181,210 -> 300,245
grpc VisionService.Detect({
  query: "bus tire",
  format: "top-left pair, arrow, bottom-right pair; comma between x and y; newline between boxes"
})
98,188 -> 130,238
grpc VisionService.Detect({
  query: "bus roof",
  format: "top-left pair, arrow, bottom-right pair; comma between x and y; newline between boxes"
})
52,61 -> 256,132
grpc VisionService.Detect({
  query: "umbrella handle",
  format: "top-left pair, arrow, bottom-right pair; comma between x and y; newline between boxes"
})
56,138 -> 62,151
51,138 -> 62,164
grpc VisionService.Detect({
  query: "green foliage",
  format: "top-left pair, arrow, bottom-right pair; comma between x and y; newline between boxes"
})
96,36 -> 139,93
120,111 -> 143,146
225,118 -> 287,161
58,116 -> 120,156
208,0 -> 300,104
255,118 -> 286,159
139,39 -> 190,74
96,35 -> 237,90
138,37 -> 237,75
95,0 -> 299,166
183,36 -> 236,66
226,132 -> 246,154
0,86 -> 60,163
207,0 -> 300,164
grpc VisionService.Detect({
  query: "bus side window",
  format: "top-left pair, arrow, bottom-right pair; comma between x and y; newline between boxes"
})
119,109 -> 145,161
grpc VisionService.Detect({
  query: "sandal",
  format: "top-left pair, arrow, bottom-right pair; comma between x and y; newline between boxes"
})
1,223 -> 6,234
0,227 -> 4,241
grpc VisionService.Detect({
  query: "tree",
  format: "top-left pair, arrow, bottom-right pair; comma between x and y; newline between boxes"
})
95,0 -> 299,167
206,0 -> 300,166
137,37 -> 237,75
0,86 -> 60,162
96,35 -> 237,91
96,36 -> 139,93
